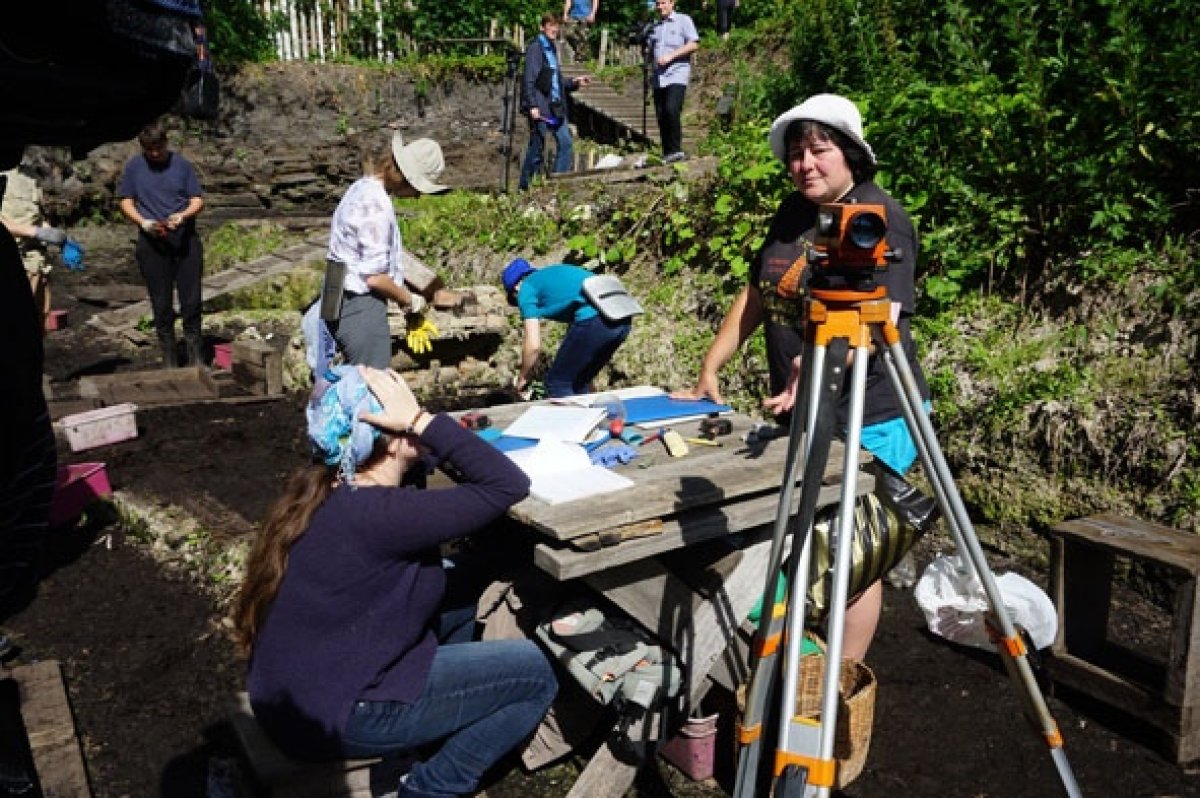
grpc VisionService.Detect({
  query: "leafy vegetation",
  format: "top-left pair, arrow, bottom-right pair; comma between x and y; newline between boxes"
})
205,0 -> 1198,537
203,222 -> 292,275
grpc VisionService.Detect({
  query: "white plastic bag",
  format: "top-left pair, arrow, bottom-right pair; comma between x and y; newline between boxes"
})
913,554 -> 1057,651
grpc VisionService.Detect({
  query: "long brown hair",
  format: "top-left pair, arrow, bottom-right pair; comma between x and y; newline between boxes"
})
231,464 -> 335,658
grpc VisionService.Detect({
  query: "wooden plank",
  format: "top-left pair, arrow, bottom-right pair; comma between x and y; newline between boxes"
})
78,366 -> 219,405
71,284 -> 147,305
231,339 -> 278,367
586,532 -> 777,703
1047,653 -> 1200,762
47,398 -> 102,421
1048,514 -> 1200,575
10,660 -> 93,798
510,425 -> 854,542
565,742 -> 639,798
232,341 -> 283,396
1172,577 -> 1200,709
533,480 -> 864,580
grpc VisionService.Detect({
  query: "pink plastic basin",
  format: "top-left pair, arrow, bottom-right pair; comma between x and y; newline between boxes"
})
49,462 -> 112,527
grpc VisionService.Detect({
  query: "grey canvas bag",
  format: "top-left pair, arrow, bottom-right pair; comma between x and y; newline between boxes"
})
582,274 -> 643,322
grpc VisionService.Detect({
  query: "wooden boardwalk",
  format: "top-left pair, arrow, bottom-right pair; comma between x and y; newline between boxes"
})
86,237 -> 329,342
563,65 -> 658,148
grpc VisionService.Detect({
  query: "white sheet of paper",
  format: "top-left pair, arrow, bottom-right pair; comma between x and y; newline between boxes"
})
502,405 -> 606,443
506,439 -> 634,505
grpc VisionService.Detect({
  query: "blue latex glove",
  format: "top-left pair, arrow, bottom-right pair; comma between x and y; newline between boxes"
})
61,238 -> 86,271
589,443 -> 639,468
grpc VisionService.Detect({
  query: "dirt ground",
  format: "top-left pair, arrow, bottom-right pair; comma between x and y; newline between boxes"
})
5,196 -> 1200,797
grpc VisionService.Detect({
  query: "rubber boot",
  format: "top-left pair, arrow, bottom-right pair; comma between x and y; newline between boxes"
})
159,333 -> 178,369
185,334 -> 204,367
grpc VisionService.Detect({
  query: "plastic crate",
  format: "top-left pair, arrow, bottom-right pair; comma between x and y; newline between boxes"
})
49,463 -> 112,527
59,403 -> 138,452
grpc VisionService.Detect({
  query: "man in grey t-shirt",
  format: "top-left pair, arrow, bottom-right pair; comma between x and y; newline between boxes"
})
648,0 -> 700,163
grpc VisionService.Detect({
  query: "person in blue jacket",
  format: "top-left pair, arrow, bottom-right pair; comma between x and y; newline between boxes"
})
518,13 -> 591,190
503,259 -> 632,398
233,366 -> 556,798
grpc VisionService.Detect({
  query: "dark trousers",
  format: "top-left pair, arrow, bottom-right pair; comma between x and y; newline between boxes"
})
518,119 -> 574,190
136,231 -> 203,341
653,83 -> 687,157
717,0 -> 737,34
546,315 -> 632,397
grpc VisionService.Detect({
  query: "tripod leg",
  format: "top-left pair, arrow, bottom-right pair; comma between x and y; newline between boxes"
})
733,339 -> 825,798
775,337 -> 868,798
881,335 -> 1084,798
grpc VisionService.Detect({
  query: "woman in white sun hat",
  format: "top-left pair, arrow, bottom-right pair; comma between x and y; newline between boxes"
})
318,132 -> 448,369
674,93 -> 933,661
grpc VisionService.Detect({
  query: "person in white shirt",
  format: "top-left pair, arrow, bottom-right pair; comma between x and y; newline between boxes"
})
326,133 -> 447,368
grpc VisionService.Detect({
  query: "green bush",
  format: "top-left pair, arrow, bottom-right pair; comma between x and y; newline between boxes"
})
771,0 -> 1199,308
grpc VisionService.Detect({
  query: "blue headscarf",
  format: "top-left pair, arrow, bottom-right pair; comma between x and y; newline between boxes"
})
306,365 -> 383,485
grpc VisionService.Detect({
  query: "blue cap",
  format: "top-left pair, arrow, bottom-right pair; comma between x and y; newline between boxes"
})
502,258 -> 535,304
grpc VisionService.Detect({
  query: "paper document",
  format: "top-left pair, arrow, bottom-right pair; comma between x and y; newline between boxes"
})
506,439 -> 634,505
502,405 -> 606,443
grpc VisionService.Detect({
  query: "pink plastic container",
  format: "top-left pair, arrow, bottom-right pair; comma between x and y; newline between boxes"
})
659,713 -> 720,781
213,343 -> 233,370
49,462 -> 112,527
45,309 -> 69,331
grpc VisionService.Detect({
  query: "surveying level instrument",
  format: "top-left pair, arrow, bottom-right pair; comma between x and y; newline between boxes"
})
732,202 -> 1082,798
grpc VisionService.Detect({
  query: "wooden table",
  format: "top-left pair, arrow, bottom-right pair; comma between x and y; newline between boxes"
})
470,399 -> 873,797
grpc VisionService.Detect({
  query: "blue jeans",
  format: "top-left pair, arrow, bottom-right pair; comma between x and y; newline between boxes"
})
545,315 -> 632,398
342,637 -> 557,797
518,119 -> 574,190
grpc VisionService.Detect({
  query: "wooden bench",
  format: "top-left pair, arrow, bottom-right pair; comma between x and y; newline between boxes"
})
1045,514 -> 1200,763
229,692 -> 381,798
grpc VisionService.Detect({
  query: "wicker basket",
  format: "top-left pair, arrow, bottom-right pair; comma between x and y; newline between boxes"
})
736,643 -> 877,789
795,649 -> 876,787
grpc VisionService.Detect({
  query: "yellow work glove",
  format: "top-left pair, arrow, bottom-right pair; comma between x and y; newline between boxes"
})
405,313 -> 439,355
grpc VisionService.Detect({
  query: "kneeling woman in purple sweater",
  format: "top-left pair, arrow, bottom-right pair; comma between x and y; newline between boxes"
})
233,366 -> 556,798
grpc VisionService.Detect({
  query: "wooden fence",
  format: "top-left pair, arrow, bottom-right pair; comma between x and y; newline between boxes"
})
258,1 -> 641,66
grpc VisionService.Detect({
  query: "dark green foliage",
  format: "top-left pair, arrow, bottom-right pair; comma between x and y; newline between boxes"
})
774,0 -> 1199,307
204,0 -> 274,63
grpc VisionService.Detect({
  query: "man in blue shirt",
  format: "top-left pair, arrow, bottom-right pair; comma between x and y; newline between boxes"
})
118,121 -> 206,368
648,0 -> 700,163
519,14 -> 592,191
503,259 -> 633,398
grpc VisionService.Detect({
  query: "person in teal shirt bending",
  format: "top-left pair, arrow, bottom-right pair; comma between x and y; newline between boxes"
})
503,259 -> 633,398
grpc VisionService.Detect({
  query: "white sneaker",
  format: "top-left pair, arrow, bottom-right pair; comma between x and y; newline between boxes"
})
663,151 -> 687,164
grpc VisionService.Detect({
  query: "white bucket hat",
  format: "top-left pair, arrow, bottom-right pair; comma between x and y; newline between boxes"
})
391,133 -> 448,194
768,94 -> 876,166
